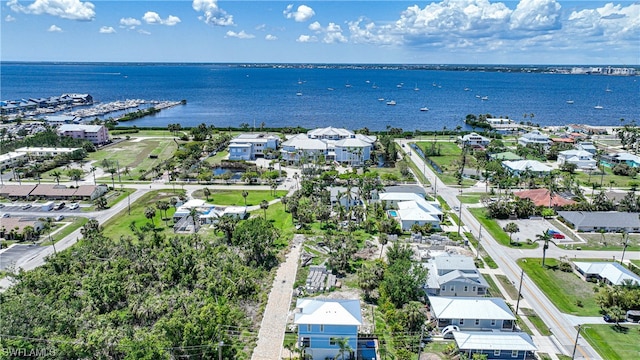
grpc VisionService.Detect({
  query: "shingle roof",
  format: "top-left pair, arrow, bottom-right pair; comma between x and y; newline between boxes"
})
429,297 -> 515,320
557,211 -> 640,229
514,189 -> 576,207
294,298 -> 362,326
453,332 -> 537,352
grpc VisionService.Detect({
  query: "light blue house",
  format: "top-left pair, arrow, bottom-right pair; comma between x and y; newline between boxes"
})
228,133 -> 280,160
429,297 -> 516,332
294,298 -> 362,360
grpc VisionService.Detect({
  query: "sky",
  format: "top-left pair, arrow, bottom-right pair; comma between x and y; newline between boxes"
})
1,0 -> 639,64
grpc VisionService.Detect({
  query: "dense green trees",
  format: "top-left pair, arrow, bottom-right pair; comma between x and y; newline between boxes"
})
0,212 -> 277,359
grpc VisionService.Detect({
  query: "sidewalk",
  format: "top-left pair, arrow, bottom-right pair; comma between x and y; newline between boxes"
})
252,235 -> 304,360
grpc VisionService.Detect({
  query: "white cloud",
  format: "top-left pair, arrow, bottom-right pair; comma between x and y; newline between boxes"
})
225,30 -> 255,39
283,4 -> 315,22
120,17 -> 141,28
192,0 -> 233,26
5,15 -> 16,22
509,0 -> 561,31
568,2 -> 640,41
99,26 -> 115,34
265,34 -> 278,41
138,29 -> 151,35
8,0 -> 95,21
143,11 -> 181,26
47,24 -> 62,32
296,34 -> 317,42
308,21 -> 347,44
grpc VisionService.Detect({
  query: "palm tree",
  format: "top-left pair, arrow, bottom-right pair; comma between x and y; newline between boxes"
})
535,229 -> 557,267
51,170 -> 61,185
242,190 -> 249,206
156,200 -> 170,226
504,222 -> 520,244
214,214 -> 238,244
203,187 -> 211,201
331,337 -> 352,360
144,207 -> 156,226
189,207 -> 200,233
260,200 -> 269,219
90,166 -> 97,185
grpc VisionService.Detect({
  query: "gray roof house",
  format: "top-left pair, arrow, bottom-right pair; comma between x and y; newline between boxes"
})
573,262 -> 640,286
453,331 -> 536,360
424,254 -> 488,297
429,297 -> 516,331
557,211 -> 640,233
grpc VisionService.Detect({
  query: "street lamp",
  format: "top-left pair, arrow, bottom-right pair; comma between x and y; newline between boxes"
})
572,325 -> 582,360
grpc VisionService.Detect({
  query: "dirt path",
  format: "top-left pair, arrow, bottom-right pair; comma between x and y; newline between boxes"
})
252,234 -> 304,360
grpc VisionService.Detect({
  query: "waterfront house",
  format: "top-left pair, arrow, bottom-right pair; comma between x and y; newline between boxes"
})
452,331 -> 536,360
577,142 -> 597,155
58,124 -> 110,145
280,127 -> 375,166
557,149 -> 596,169
557,211 -> 640,233
429,296 -> 516,331
228,133 -> 280,160
502,160 -> 552,176
601,152 -> 640,168
424,254 -> 488,297
517,130 -> 551,147
280,134 -> 328,163
573,262 -> 640,286
294,298 -> 362,360
459,132 -> 491,148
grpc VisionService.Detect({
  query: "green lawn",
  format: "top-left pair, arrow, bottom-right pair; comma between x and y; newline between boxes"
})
582,324 -> 640,360
520,308 -> 552,336
204,150 -> 229,165
564,231 -> 640,251
468,208 -> 537,249
517,258 -> 600,316
483,274 -> 504,299
192,189 -> 287,206
631,259 -> 640,267
44,217 -> 89,245
572,166 -> 638,189
458,192 -> 485,204
101,190 -> 180,240
496,274 -> 520,300
88,138 -> 177,179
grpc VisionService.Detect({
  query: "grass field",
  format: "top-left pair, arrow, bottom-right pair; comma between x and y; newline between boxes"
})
518,258 -> 600,316
483,274 -> 504,299
46,217 -> 89,244
191,189 -> 287,206
565,231 -> 640,251
496,274 -> 520,300
204,150 -> 230,165
520,308 -> 552,336
458,192 -> 485,204
88,138 -> 177,179
468,208 -> 537,249
582,324 -> 640,360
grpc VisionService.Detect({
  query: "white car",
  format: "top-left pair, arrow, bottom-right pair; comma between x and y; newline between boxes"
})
22,203 -> 32,210
54,215 -> 65,221
68,203 -> 79,210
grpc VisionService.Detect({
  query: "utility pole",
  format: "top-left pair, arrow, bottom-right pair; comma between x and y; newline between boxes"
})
416,326 -> 424,359
218,341 -> 224,360
515,269 -> 524,315
571,325 -> 582,360
620,231 -> 629,265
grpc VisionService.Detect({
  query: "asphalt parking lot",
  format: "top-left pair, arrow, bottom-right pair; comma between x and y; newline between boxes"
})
0,244 -> 43,271
495,217 -> 571,243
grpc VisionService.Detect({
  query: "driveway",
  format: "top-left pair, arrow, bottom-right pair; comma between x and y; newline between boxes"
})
495,218 -> 570,244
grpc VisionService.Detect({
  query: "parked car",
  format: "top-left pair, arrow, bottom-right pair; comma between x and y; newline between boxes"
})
2,213 -> 9,218
552,233 -> 565,239
22,203 -> 32,210
54,202 -> 66,210
547,229 -> 565,239
54,215 -> 65,221
68,203 -> 79,210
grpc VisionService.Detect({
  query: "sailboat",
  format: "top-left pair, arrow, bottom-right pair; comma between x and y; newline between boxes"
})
594,103 -> 603,109
566,100 -> 574,104
420,106 -> 429,112
605,84 -> 612,92
414,83 -> 420,91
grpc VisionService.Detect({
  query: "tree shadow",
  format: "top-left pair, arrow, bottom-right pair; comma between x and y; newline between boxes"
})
611,325 -> 629,334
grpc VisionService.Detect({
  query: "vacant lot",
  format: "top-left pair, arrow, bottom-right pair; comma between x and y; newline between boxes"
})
518,258 -> 600,316
88,138 -> 177,179
582,324 -> 640,360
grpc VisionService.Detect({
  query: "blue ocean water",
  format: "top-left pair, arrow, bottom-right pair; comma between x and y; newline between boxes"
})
1,63 -> 638,131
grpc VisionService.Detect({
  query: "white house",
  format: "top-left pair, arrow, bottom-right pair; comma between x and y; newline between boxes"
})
294,298 -> 362,360
453,331 -> 536,360
577,142 -> 597,154
429,297 -> 516,332
573,262 -> 640,286
518,130 -> 550,147
502,160 -> 553,176
228,133 -> 280,160
459,132 -> 490,147
280,127 -> 375,165
424,254 -> 489,297
379,192 -> 443,231
557,149 -> 597,169
0,151 -> 27,170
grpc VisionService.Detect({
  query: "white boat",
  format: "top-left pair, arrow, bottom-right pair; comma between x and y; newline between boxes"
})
296,92 -> 303,96
396,83 -> 403,88
327,87 -> 334,91
371,83 -> 378,89
345,82 -> 352,88
378,98 -> 385,101
464,87 -> 471,91
481,96 -> 489,101
605,84 -> 612,92
386,100 -> 396,106
420,107 -> 429,112
414,83 -> 420,91
594,104 -> 603,109
566,100 -> 574,104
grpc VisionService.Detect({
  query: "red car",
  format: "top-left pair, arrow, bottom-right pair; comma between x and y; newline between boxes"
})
552,233 -> 565,239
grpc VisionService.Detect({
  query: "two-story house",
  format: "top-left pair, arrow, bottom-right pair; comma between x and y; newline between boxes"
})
459,132 -> 491,148
429,297 -> 516,332
557,149 -> 596,169
424,254 -> 488,297
294,298 -> 361,360
517,130 -> 550,148
228,133 -> 280,160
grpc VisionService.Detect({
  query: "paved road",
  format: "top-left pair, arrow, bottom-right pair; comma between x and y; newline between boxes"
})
398,139 -> 617,360
252,234 -> 303,360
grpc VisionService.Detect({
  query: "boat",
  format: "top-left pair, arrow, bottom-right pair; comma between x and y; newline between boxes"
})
378,98 -> 385,101
345,83 -> 352,88
327,87 -> 334,91
296,92 -> 303,96
396,83 -> 403,88
481,96 -> 489,101
566,100 -> 574,104
414,83 -> 420,91
594,104 -> 603,109
605,84 -> 612,92
297,78 -> 303,85
371,83 -> 378,89
420,107 -> 429,112
464,87 -> 471,91
386,100 -> 396,106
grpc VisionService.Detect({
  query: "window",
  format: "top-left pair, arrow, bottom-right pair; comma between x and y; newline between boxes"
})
494,350 -> 501,356
450,286 -> 455,292
472,286 -> 476,292
475,319 -> 480,326
491,320 -> 496,326
330,338 -> 336,345
464,286 -> 468,292
459,319 -> 464,325
320,324 -> 324,332
306,324 -> 311,332
512,350 -> 518,357
441,286 -> 446,291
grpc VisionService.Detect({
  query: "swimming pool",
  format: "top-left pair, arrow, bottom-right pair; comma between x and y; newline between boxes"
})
388,210 -> 398,217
